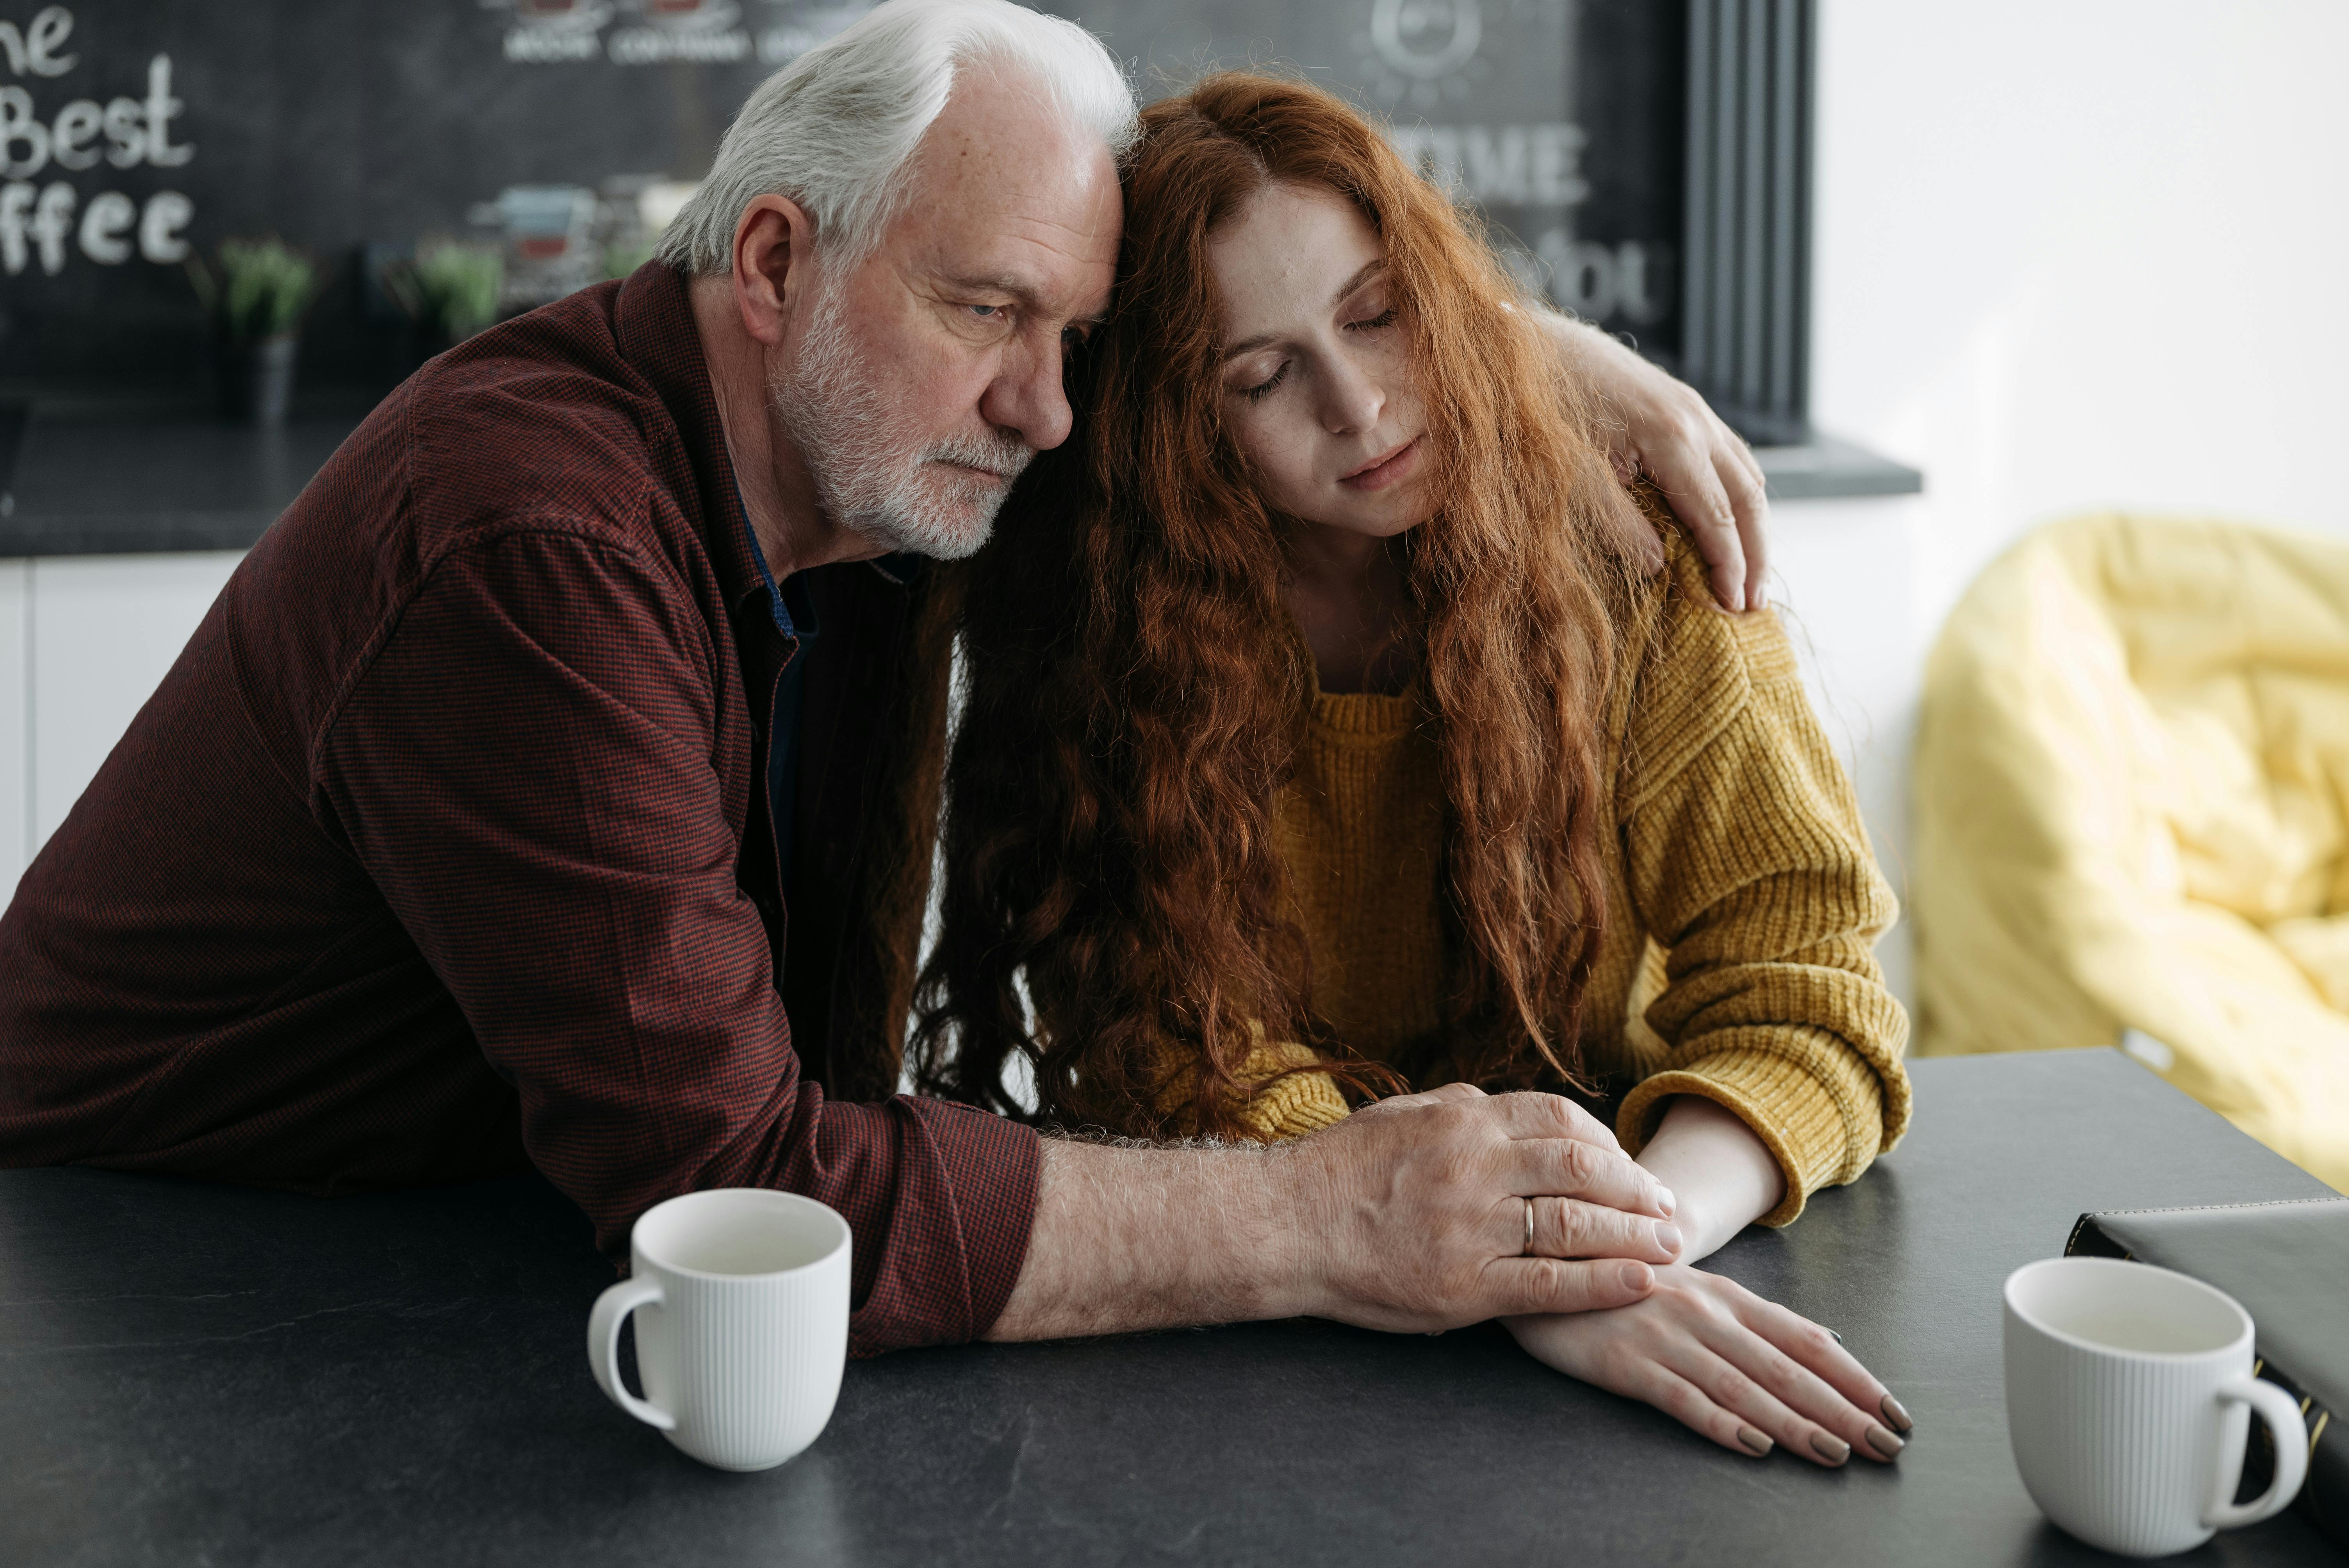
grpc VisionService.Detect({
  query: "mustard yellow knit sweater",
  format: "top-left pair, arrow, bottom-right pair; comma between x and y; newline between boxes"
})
1222,531 -> 1912,1226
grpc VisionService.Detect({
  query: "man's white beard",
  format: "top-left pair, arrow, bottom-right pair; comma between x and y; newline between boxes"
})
770,282 -> 1034,561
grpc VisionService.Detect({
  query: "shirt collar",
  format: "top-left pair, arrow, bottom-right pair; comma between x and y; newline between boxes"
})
610,259 -> 925,619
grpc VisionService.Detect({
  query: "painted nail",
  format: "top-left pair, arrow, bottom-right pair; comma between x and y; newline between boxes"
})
1864,1425 -> 1905,1459
1880,1393 -> 1913,1433
1653,1222 -> 1682,1257
1809,1432 -> 1851,1464
1738,1425 -> 1773,1457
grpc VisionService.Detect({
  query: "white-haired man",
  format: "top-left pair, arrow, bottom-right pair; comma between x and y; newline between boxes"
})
0,0 -> 1760,1353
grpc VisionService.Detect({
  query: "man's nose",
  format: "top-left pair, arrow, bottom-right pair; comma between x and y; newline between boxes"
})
978,332 -> 1075,453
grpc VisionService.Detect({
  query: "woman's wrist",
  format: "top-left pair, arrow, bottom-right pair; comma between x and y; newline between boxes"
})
1633,1096 -> 1787,1264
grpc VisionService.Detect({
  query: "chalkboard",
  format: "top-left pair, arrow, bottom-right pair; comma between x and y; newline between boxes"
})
0,0 -> 1682,397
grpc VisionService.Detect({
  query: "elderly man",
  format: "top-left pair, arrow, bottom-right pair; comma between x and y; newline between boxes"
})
0,0 -> 1764,1353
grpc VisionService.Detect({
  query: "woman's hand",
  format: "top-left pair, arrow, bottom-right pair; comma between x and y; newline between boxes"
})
1505,1265 -> 1913,1466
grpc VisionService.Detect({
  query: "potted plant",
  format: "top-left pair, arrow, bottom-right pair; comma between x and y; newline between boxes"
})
188,239 -> 320,428
377,240 -> 504,366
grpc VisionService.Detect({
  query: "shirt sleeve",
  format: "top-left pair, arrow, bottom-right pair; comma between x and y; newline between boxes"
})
1611,545 -> 1912,1225
312,522 -> 1039,1354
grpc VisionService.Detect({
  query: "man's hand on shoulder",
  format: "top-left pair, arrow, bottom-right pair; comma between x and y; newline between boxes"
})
1542,311 -> 1771,613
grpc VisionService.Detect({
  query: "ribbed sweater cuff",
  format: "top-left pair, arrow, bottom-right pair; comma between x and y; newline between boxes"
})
1616,1045 -> 1868,1228
1238,1069 -> 1353,1141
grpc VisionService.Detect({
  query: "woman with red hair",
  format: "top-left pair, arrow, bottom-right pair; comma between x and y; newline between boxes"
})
915,73 -> 1914,1466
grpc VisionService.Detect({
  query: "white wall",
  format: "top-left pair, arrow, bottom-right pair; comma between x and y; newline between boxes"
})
0,552 -> 243,906
1770,1 -> 2349,1010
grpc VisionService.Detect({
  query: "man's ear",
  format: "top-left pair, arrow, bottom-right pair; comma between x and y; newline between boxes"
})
731,194 -> 815,348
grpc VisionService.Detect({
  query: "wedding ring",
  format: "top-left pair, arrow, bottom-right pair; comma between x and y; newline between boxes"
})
1522,1196 -> 1536,1257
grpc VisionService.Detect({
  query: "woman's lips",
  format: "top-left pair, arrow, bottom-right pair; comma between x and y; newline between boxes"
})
1339,435 -> 1422,492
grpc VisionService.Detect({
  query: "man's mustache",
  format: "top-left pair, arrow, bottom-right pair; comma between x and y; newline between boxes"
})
923,433 -> 1034,483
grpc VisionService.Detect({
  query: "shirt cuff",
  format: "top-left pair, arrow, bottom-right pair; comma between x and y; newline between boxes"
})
845,1096 -> 1041,1357
1615,1034 -> 1884,1228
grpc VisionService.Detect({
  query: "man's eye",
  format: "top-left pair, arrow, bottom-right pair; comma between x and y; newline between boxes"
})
1348,306 -> 1398,331
967,303 -> 1003,319
1240,362 -> 1290,403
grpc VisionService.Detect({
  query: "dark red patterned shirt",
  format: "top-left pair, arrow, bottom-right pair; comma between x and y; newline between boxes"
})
0,263 -> 1039,1356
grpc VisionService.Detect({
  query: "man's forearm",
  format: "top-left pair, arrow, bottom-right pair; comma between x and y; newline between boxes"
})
984,1137 -> 1308,1341
982,1089 -> 1684,1345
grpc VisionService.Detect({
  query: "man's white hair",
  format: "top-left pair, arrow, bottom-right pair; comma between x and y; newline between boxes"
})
659,0 -> 1137,276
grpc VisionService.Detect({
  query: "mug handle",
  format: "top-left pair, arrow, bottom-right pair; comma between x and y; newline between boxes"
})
587,1276 -> 677,1432
2203,1376 -> 2309,1529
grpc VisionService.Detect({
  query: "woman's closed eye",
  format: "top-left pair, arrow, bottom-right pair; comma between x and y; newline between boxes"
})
1347,306 -> 1397,332
1239,361 -> 1290,403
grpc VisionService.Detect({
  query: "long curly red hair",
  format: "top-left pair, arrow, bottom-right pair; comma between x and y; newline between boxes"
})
910,72 -> 1647,1139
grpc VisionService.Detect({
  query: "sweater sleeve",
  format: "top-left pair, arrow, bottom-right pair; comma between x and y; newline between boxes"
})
1611,542 -> 1912,1225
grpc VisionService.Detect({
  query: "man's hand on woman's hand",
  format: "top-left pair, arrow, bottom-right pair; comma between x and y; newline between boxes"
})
1541,313 -> 1770,613
985,1083 -> 1682,1343
1505,1265 -> 1913,1465
1294,1083 -> 1684,1333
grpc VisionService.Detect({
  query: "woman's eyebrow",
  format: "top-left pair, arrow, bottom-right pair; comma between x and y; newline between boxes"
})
1330,259 -> 1385,307
1220,259 -> 1389,363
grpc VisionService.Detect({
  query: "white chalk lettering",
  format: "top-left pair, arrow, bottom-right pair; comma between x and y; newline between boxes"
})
0,180 -> 29,271
101,94 -> 140,167
143,55 -> 189,166
606,26 -> 749,65
0,15 -> 207,272
0,84 -> 46,175
1390,123 -> 1590,207
49,93 -> 95,167
27,176 -> 69,271
0,6 -> 76,78
504,26 -> 598,63
137,188 -> 189,262
1533,230 -> 1672,326
75,183 -> 128,260
0,69 -> 189,178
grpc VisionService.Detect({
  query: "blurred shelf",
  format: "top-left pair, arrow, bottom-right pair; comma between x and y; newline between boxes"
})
1754,433 -> 1923,502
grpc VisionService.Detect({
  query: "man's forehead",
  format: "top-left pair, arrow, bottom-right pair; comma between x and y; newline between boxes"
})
889,70 -> 1122,308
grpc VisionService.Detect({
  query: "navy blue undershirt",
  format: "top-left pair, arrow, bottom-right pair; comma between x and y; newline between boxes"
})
738,504 -> 819,896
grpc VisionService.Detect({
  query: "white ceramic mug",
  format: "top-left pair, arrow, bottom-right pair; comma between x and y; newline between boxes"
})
588,1188 -> 850,1471
2004,1256 -> 2307,1557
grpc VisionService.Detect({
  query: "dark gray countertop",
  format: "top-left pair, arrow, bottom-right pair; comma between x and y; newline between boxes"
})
0,410 -> 1918,559
0,416 -> 363,558
1,1049 -> 2336,1566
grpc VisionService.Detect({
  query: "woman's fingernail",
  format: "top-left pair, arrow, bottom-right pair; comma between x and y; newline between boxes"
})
1809,1432 -> 1851,1464
1864,1425 -> 1905,1459
1880,1393 -> 1912,1433
1619,1262 -> 1652,1292
1656,1187 -> 1676,1217
1653,1222 -> 1682,1256
1738,1425 -> 1773,1457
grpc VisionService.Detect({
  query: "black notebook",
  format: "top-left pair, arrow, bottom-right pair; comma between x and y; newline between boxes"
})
2066,1197 -> 2347,1552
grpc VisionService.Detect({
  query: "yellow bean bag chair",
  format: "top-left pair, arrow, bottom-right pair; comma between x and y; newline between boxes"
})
1914,513 -> 2349,1192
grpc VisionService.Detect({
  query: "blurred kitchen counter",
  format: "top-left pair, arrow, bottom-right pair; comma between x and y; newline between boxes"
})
0,414 -> 366,559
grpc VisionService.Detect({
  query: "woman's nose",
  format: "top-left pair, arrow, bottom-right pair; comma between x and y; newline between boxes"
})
1319,353 -> 1386,435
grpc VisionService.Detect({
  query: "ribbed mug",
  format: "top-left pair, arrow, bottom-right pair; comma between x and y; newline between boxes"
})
588,1188 -> 850,1471
2004,1256 -> 2306,1557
